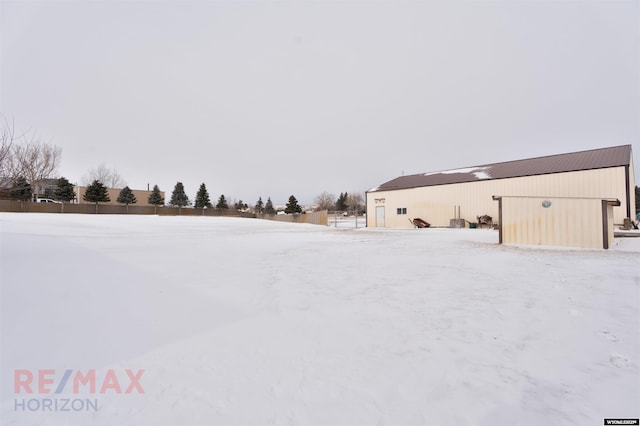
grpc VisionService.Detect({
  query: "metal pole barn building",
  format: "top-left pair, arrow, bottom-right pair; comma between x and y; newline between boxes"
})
366,145 -> 635,232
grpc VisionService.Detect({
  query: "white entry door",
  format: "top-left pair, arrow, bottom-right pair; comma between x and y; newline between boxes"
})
376,206 -> 385,227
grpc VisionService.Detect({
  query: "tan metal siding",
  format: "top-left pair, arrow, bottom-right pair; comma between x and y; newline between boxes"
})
367,166 -> 629,228
500,197 -> 603,249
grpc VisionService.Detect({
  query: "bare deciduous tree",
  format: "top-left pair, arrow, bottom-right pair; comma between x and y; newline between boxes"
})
8,141 -> 62,184
314,191 -> 336,211
0,117 -> 16,177
346,192 -> 364,213
1,118 -> 62,185
82,163 -> 126,189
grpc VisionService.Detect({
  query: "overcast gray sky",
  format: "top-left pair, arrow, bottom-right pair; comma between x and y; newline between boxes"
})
1,0 -> 638,205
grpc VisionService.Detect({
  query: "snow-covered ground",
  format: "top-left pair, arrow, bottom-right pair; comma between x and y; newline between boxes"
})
1,213 -> 638,426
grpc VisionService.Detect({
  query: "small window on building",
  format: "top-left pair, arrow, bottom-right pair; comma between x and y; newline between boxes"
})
397,208 -> 407,215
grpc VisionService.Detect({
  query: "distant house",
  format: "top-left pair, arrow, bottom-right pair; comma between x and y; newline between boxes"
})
366,145 -> 636,230
32,178 -> 62,201
0,177 -> 58,200
74,186 -> 165,207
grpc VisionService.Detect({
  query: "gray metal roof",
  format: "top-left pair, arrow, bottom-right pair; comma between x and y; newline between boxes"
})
369,145 -> 632,192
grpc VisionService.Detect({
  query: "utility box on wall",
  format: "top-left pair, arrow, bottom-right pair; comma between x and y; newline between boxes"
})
492,196 -> 620,249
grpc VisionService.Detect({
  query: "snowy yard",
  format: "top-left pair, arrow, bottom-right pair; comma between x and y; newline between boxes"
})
1,213 -> 638,426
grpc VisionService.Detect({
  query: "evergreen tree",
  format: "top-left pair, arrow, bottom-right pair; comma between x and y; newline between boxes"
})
216,194 -> 229,209
10,176 -> 32,202
336,192 -> 348,211
234,199 -> 248,211
53,177 -> 76,203
83,179 -> 110,213
264,197 -> 275,215
148,184 -> 164,210
170,182 -> 190,211
194,183 -> 212,209
117,186 -> 137,212
255,196 -> 264,214
285,195 -> 302,214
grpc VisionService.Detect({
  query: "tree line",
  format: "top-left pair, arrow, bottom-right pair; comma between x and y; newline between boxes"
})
165,181 -> 304,215
1,118 -> 366,215
80,179 -> 307,216
313,191 -> 365,213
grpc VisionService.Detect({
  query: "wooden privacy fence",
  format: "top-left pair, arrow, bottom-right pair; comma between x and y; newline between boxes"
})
0,201 -> 255,218
0,201 -> 328,225
258,210 -> 328,226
